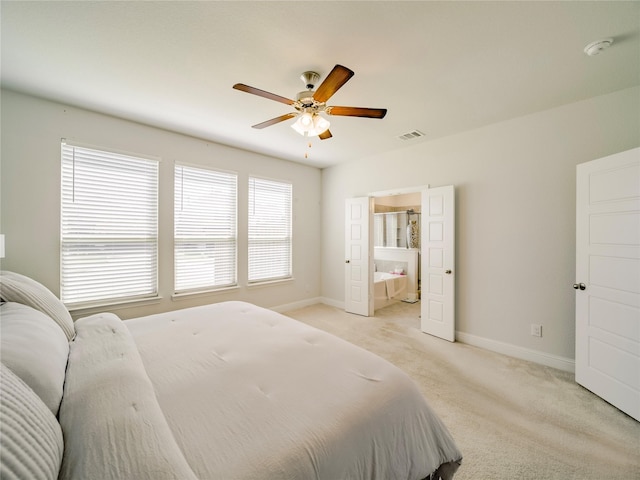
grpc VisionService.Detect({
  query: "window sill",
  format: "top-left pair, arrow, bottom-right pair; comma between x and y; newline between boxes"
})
67,295 -> 163,317
171,285 -> 240,301
247,277 -> 294,289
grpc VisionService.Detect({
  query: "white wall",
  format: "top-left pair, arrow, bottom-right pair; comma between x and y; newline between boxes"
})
0,90 -> 322,318
321,86 -> 640,366
3,86 -> 638,368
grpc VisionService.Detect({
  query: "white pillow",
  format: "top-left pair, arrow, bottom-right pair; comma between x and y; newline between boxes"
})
0,302 -> 70,416
0,271 -> 75,340
0,363 -> 64,480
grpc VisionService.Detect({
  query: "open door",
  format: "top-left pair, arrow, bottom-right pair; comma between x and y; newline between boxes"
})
421,185 -> 455,341
575,148 -> 639,421
345,197 -> 373,316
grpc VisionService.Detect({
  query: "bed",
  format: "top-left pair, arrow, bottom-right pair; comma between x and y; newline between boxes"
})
0,270 -> 462,480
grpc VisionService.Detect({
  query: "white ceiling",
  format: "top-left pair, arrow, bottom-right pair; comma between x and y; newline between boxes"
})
2,1 -> 638,169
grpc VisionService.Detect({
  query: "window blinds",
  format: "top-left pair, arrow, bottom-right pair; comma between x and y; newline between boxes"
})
175,165 -> 237,293
248,177 -> 292,283
60,142 -> 158,306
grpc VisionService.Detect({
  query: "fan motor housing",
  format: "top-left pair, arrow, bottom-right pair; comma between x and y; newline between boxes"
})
294,91 -> 325,112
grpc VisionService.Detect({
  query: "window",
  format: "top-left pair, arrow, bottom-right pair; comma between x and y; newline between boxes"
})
174,165 -> 237,293
60,141 -> 158,306
248,177 -> 292,283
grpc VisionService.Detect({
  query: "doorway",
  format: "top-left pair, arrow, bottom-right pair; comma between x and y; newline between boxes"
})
344,185 -> 456,342
373,192 -> 422,312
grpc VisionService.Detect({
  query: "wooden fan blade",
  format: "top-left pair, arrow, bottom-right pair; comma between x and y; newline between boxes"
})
319,129 -> 333,140
327,106 -> 387,119
252,113 -> 297,129
233,83 -> 294,106
313,65 -> 354,103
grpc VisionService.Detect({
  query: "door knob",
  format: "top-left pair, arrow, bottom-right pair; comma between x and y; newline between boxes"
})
345,260 -> 350,264
445,269 -> 452,274
573,283 -> 586,290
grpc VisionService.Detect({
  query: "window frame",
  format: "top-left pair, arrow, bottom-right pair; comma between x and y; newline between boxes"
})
174,163 -> 238,295
60,140 -> 159,308
247,175 -> 293,284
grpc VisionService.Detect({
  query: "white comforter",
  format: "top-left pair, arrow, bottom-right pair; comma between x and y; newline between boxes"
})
60,301 -> 461,480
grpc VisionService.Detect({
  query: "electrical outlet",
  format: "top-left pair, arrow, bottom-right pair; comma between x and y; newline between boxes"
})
531,324 -> 542,337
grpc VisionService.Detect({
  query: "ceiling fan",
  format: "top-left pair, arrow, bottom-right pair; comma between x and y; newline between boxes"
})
233,64 -> 387,140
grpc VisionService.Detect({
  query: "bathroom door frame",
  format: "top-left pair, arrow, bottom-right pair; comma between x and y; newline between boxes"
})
369,184 -> 430,305
347,184 -> 435,317
365,184 -> 456,341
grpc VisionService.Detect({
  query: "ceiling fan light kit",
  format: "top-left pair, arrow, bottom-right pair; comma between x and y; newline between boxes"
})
291,111 -> 330,137
233,64 -> 387,140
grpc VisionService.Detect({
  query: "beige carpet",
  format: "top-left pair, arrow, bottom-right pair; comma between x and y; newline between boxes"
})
285,302 -> 640,480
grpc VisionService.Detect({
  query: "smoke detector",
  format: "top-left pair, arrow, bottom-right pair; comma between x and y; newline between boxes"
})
583,38 -> 613,56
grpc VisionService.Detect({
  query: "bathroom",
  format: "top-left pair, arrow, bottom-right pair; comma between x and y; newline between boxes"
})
373,192 -> 421,312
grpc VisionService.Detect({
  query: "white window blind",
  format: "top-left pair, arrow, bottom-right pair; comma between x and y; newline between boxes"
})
175,165 -> 237,293
60,142 -> 158,306
248,177 -> 292,283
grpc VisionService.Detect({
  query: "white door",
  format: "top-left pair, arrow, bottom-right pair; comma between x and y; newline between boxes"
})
421,185 -> 455,341
576,147 -> 640,421
345,197 -> 373,316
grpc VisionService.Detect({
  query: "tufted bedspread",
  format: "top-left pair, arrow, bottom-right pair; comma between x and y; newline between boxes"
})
61,301 -> 461,480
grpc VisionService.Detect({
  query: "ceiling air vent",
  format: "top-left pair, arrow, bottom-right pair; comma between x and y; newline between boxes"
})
398,130 -> 425,141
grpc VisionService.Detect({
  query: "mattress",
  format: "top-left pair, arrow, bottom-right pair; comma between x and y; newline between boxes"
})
124,301 -> 461,479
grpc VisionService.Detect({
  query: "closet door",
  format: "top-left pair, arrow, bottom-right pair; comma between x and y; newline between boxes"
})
575,148 -> 639,421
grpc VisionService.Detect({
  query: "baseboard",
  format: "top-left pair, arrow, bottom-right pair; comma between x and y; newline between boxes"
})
456,331 -> 575,373
271,297 -> 323,313
319,297 -> 344,309
273,297 -> 346,313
